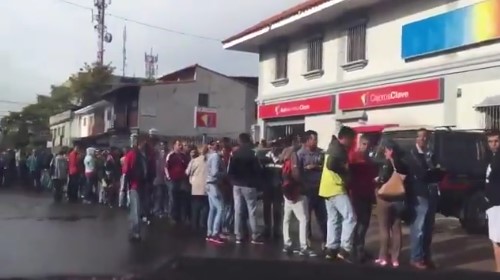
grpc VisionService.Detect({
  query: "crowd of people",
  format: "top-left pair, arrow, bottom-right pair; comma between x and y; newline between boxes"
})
3,126 -> 500,272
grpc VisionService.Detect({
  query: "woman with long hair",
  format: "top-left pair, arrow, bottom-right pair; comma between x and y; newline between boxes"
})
374,139 -> 409,267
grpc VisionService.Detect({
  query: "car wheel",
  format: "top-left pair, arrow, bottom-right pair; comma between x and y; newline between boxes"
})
459,191 -> 488,234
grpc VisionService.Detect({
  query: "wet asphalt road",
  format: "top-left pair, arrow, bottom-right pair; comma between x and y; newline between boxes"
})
0,189 -> 496,278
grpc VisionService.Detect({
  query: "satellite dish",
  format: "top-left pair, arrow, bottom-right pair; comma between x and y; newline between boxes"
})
104,33 -> 113,43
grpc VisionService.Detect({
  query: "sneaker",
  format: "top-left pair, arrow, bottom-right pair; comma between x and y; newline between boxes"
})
235,238 -> 243,244
282,245 -> 295,254
324,248 -> 338,259
337,248 -> 353,263
205,236 -> 212,242
209,235 -> 225,244
251,237 -> 264,245
298,247 -> 317,257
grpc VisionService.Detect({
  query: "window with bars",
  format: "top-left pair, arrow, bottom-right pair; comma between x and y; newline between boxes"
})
346,22 -> 367,63
275,46 -> 288,80
307,37 -> 323,72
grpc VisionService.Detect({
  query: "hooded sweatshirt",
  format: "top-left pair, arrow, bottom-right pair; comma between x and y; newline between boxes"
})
84,148 -> 96,176
51,154 -> 68,180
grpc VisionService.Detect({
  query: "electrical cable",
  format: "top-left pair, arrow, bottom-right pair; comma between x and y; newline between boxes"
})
56,0 -> 223,42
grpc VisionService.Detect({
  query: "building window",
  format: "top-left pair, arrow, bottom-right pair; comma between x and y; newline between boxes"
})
106,108 -> 112,120
347,22 -> 367,63
275,45 -> 288,80
83,117 -> 86,126
306,37 -> 323,72
198,93 -> 209,107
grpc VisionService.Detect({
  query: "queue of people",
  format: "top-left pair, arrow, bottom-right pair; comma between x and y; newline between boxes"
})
12,126 -> 500,272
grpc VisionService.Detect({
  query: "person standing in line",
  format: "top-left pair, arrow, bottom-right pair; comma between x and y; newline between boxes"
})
83,147 -> 97,204
119,147 -> 130,208
228,133 -> 264,245
67,145 -> 81,203
186,145 -> 209,232
205,141 -> 225,244
374,140 -> 408,268
296,130 -> 327,249
407,128 -> 441,269
124,138 -> 148,242
26,149 -> 41,191
165,140 -> 189,224
484,130 -> 500,272
219,138 -> 234,238
320,126 -> 357,262
51,149 -> 68,203
153,147 -> 167,217
348,135 -> 378,262
281,137 -> 316,257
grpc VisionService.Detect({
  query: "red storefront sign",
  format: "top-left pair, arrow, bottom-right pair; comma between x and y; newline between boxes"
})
194,106 -> 217,128
258,96 -> 334,119
338,79 -> 442,111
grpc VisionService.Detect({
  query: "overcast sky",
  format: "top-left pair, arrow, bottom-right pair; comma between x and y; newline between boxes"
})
0,0 -> 302,114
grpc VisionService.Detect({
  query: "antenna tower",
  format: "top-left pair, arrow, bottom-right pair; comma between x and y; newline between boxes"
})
93,0 -> 113,65
122,25 -> 127,76
145,48 -> 159,80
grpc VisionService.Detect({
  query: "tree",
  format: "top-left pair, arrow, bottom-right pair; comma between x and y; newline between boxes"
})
69,62 -> 115,106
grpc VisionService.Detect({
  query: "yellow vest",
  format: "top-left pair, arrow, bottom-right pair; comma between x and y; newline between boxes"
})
318,154 -> 346,198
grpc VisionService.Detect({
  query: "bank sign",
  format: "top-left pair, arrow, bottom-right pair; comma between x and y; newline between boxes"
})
258,96 -> 334,119
338,79 -> 442,111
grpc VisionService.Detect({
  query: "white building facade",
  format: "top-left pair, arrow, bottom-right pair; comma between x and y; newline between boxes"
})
224,0 -> 500,149
138,65 -> 258,140
49,110 -> 74,148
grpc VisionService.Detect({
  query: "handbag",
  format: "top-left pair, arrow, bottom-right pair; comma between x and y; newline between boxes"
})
377,160 -> 406,198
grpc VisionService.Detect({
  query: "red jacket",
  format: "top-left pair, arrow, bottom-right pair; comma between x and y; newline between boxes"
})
68,150 -> 80,176
124,149 -> 147,190
348,151 -> 377,200
165,151 -> 188,181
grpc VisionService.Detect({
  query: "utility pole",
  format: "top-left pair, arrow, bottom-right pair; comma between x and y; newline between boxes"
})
93,0 -> 112,66
144,48 -> 159,80
122,25 -> 127,76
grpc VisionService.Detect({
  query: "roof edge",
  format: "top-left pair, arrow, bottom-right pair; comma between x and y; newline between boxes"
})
222,0 -> 341,48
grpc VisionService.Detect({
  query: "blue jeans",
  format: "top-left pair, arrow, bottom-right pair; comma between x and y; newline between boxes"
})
153,183 -> 168,216
206,183 -> 223,236
233,185 -> 259,240
410,185 -> 438,262
325,194 -> 357,252
129,189 -> 141,237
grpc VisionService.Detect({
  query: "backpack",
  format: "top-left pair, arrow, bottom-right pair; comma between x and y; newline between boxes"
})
281,158 -> 300,201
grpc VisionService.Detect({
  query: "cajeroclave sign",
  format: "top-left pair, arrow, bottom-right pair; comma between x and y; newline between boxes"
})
338,79 -> 442,111
258,96 -> 334,119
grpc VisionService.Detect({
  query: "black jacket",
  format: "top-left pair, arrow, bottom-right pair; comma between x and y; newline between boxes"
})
486,151 -> 500,207
227,144 -> 262,188
406,146 -> 439,197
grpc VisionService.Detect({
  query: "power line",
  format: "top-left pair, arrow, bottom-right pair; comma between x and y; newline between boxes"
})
0,100 -> 31,105
56,0 -> 222,42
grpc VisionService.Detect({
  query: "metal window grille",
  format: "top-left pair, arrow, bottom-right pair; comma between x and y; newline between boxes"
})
480,106 -> 500,130
275,47 -> 288,80
347,23 -> 367,62
307,37 -> 323,72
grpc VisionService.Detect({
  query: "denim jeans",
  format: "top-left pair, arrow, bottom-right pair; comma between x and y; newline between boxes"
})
234,185 -> 259,240
206,183 -> 223,237
129,189 -> 141,237
153,183 -> 167,216
325,194 -> 357,252
410,185 -> 438,262
119,174 -> 129,208
283,195 -> 309,249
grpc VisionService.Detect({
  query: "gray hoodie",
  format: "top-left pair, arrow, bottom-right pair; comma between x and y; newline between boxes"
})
51,154 -> 68,180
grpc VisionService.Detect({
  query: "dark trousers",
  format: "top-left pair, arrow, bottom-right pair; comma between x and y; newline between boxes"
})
180,190 -> 191,223
30,170 -> 41,191
168,180 -> 190,223
263,186 -> 283,238
191,195 -> 209,230
67,174 -> 80,202
306,191 -> 327,244
52,178 -> 64,202
352,196 -> 373,257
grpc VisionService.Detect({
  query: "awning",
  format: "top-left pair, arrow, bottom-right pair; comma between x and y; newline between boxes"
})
475,95 -> 500,108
